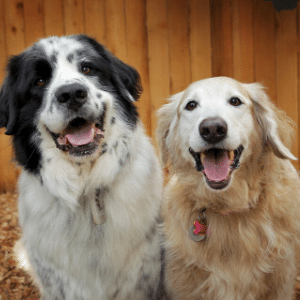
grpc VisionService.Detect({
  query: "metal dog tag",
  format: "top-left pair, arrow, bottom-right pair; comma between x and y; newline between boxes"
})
189,209 -> 207,242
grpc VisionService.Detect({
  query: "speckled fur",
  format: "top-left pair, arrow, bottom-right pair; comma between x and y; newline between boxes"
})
0,35 -> 164,299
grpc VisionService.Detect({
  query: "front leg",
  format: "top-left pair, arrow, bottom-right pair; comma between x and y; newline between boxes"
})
29,254 -> 68,300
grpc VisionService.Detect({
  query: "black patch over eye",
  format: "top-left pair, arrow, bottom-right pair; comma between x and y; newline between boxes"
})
185,100 -> 198,111
229,97 -> 243,106
34,59 -> 52,87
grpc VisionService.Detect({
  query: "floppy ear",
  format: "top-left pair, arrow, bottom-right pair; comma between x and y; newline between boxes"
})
0,56 -> 20,135
76,35 -> 142,102
156,92 -> 184,166
244,82 -> 296,160
108,54 -> 142,102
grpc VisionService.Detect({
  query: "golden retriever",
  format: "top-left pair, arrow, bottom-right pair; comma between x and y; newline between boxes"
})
156,77 -> 300,300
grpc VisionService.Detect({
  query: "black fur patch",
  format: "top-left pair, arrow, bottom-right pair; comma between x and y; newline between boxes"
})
0,46 -> 52,174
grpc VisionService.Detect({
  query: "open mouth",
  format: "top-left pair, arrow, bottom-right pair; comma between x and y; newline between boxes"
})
50,114 -> 105,157
189,146 -> 244,190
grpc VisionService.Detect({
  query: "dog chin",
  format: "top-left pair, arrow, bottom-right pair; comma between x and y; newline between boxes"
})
189,146 -> 244,191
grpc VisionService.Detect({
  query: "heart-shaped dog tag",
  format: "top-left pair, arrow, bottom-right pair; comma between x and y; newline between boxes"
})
189,209 -> 208,242
189,220 -> 207,242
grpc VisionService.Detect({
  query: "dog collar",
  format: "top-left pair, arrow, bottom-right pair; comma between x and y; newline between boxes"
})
189,208 -> 208,242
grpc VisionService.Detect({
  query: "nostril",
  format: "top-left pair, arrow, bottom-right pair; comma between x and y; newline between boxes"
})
217,125 -> 226,136
58,92 -> 70,103
76,89 -> 87,100
200,127 -> 210,138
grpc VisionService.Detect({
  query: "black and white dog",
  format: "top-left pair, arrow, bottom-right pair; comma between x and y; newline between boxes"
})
0,35 -> 164,299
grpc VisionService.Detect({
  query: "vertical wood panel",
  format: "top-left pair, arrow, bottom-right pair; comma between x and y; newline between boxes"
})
232,0 -> 254,82
189,0 -> 212,81
146,0 -> 170,135
23,0 -> 45,47
44,0 -> 64,36
84,0 -> 106,44
63,0 -> 85,35
167,0 -> 191,94
104,0 -> 127,62
1,0 -> 25,191
0,0 -> 18,192
125,0 -> 151,135
211,0 -> 234,78
0,0 -> 7,83
253,0 -> 276,103
275,10 -> 298,166
4,0 -> 26,55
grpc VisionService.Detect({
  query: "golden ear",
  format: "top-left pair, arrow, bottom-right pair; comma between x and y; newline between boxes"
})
156,91 -> 184,167
244,82 -> 296,161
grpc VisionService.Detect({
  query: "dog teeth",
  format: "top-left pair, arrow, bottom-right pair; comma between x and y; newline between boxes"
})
200,152 -> 205,162
228,150 -> 234,161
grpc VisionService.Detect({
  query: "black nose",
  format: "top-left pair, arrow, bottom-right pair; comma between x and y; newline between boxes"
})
199,117 -> 227,144
55,84 -> 88,111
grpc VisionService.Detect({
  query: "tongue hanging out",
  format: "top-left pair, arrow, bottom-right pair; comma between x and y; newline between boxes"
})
57,125 -> 103,147
201,150 -> 231,182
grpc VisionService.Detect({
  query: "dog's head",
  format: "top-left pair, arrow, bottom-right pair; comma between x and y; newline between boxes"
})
0,35 -> 141,173
157,77 -> 296,191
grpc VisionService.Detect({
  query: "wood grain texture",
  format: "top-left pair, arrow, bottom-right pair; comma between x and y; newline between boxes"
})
253,0 -> 276,103
3,0 -> 26,55
211,0 -> 234,78
275,9 -> 298,166
189,0 -> 212,82
84,0 -> 106,44
44,0 -> 64,36
63,0 -> 85,35
146,0 -> 170,135
125,0 -> 151,135
1,0 -> 24,190
167,0 -> 191,94
23,0 -> 45,47
232,0 -> 254,82
0,0 -> 7,84
104,0 -> 127,62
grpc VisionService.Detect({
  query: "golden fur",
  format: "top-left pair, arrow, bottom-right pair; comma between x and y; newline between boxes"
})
156,77 -> 300,300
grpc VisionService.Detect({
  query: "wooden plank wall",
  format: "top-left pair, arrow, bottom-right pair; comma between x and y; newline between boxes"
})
0,0 -> 299,191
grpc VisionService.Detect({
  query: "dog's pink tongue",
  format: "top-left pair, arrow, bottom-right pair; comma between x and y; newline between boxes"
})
202,152 -> 230,182
66,126 -> 94,146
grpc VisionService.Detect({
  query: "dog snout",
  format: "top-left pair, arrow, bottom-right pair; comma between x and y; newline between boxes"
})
199,117 -> 227,144
55,83 -> 88,111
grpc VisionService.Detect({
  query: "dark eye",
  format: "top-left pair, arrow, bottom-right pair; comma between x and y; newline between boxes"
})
229,97 -> 242,106
185,100 -> 198,111
35,78 -> 45,86
82,65 -> 92,74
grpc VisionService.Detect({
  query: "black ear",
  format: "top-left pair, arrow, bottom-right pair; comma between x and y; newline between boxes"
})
107,53 -> 142,102
0,56 -> 20,135
76,35 -> 142,102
